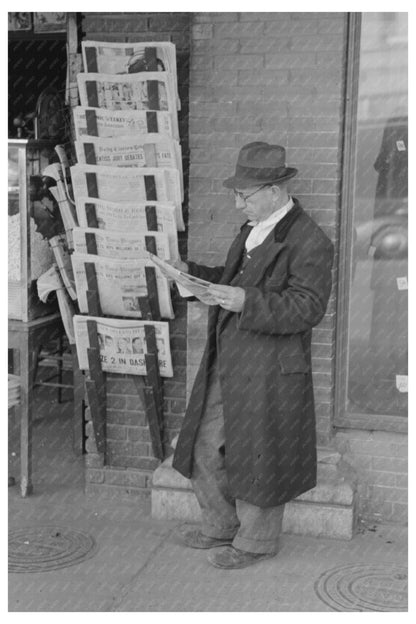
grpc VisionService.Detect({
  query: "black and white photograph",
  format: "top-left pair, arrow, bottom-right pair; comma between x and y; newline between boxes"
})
7,3 -> 409,616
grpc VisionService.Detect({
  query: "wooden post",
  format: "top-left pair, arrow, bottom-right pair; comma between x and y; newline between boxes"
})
85,320 -> 107,459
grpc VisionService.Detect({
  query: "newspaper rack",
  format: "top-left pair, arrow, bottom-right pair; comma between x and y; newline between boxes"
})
83,228 -> 165,462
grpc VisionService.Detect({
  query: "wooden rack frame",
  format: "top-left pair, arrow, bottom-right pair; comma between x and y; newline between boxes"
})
82,218 -> 165,462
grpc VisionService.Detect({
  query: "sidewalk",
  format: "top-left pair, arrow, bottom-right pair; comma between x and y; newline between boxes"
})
8,388 -> 408,612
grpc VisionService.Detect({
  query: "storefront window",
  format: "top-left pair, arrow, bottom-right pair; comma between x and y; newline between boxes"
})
342,13 -> 407,419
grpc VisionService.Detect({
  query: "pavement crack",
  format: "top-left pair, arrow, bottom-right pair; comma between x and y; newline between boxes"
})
107,527 -> 174,612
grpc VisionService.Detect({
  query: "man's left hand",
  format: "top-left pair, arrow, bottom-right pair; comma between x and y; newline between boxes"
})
207,285 -> 246,312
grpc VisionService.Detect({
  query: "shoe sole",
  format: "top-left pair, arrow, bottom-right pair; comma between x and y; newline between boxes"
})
183,537 -> 234,550
208,551 -> 276,569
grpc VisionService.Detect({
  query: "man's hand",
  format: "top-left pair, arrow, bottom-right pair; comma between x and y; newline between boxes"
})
207,285 -> 246,312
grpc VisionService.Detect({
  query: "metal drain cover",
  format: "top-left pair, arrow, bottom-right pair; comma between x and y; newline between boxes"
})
314,563 -> 408,611
9,526 -> 97,573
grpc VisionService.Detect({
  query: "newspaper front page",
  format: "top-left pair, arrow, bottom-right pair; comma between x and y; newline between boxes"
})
77,72 -> 179,138
73,106 -> 176,140
81,40 -> 179,109
74,134 -> 183,199
74,198 -> 179,260
73,314 -> 173,377
71,253 -> 174,319
72,227 -> 171,261
70,164 -> 184,230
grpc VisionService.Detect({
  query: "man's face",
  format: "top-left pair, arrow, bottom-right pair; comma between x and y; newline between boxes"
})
234,184 -> 277,222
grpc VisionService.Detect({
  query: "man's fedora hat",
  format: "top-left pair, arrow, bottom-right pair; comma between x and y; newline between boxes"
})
223,142 -> 298,189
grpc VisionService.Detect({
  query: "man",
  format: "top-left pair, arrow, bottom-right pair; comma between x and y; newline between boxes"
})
171,142 -> 334,569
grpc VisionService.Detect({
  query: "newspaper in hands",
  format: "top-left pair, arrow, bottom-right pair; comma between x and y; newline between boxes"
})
148,253 -> 219,305
73,315 -> 173,377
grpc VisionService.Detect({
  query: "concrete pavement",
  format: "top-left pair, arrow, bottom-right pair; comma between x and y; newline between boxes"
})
8,385 -> 408,612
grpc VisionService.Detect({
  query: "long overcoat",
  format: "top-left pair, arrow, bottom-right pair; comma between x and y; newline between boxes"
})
172,200 -> 334,507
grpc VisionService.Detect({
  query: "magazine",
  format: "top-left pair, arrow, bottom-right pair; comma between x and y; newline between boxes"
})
72,106 -> 176,140
81,40 -> 179,109
72,227 -> 171,261
74,134 -> 183,199
71,253 -> 174,319
148,253 -> 219,305
73,314 -> 173,377
74,197 -> 179,259
70,164 -> 184,230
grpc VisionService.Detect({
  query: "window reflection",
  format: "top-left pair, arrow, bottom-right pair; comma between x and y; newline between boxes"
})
347,13 -> 407,416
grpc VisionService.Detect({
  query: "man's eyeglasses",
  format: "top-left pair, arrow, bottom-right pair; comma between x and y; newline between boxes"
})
233,184 -> 270,202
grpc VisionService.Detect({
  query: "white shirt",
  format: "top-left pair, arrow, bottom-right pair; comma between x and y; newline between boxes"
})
245,197 -> 294,252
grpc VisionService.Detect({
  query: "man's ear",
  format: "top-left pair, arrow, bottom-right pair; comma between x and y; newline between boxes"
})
270,185 -> 280,202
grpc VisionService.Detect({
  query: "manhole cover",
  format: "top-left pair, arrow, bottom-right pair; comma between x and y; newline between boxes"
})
9,526 -> 97,573
315,563 -> 408,611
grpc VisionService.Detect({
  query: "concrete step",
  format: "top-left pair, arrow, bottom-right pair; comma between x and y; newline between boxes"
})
151,449 -> 357,540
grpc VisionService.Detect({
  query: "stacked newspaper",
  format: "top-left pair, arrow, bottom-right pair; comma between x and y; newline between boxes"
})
73,107 -> 176,140
70,39 -> 184,376
72,227 -> 171,261
74,134 -> 183,199
72,254 -> 174,320
70,164 -> 184,231
81,40 -> 180,110
74,198 -> 179,261
77,72 -> 179,139
73,315 -> 173,377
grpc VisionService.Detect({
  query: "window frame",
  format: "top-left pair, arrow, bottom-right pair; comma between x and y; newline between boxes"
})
334,12 -> 408,435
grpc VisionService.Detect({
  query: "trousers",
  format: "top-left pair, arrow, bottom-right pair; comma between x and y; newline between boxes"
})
191,359 -> 285,554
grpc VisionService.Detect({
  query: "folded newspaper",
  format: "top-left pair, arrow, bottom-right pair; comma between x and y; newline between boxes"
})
37,265 -> 76,344
81,40 -> 180,109
72,106 -> 176,140
77,72 -> 179,138
72,227 -> 171,261
48,234 -> 77,300
71,253 -> 174,319
42,162 -> 78,248
74,134 -> 183,200
73,315 -> 173,377
148,253 -> 219,305
74,197 -> 179,260
70,164 -> 184,230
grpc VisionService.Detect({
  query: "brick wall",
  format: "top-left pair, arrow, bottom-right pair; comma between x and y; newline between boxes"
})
81,12 -> 191,501
186,12 -> 347,445
334,430 -> 407,524
78,12 -> 407,525
186,12 -> 407,525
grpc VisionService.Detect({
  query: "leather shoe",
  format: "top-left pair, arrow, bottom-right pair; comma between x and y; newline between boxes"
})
207,546 -> 277,569
177,525 -> 234,549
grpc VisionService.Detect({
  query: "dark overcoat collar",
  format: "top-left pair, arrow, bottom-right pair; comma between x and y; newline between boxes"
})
220,198 -> 303,287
